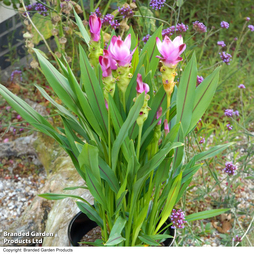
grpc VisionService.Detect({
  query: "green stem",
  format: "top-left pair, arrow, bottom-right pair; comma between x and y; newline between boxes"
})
136,124 -> 143,161
166,92 -> 171,123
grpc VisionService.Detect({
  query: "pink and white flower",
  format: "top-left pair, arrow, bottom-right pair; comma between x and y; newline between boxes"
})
136,74 -> 150,94
99,50 -> 117,77
89,13 -> 101,42
156,36 -> 186,67
109,34 -> 136,66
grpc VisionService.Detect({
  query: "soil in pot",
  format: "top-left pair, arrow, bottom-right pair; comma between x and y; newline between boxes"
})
69,211 -> 176,247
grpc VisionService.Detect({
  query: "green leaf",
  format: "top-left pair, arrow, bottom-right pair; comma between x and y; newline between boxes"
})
137,142 -> 184,180
73,9 -> 90,46
38,193 -> 87,203
176,52 -> 197,135
63,186 -> 88,191
140,25 -> 162,77
156,172 -> 182,233
79,45 -> 108,140
33,49 -> 79,115
111,93 -> 145,171
105,216 -> 126,246
194,143 -> 234,162
76,202 -> 103,228
188,67 -> 220,133
98,157 -> 119,193
31,13 -> 53,45
0,84 -> 59,139
78,144 -> 101,185
186,209 -> 230,222
138,235 -> 161,246
108,95 -> 131,162
161,122 -> 181,148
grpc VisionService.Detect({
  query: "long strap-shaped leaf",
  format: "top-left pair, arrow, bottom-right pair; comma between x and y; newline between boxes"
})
73,9 -> 90,46
76,201 -> 103,228
79,45 -> 108,140
155,172 -> 182,233
176,52 -> 197,135
187,67 -> 220,133
111,93 -> 145,172
186,208 -> 230,222
0,84 -> 60,140
33,48 -> 79,115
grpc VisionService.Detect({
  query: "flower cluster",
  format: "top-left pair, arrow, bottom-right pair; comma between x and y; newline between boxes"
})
197,75 -> 204,85
224,109 -> 239,117
248,25 -> 254,32
238,84 -> 245,89
217,41 -> 226,47
93,8 -> 101,17
193,21 -> 207,33
25,3 -> 48,16
101,14 -> 120,30
162,23 -> 189,37
170,209 -> 187,229
10,70 -> 22,83
118,5 -> 134,19
219,52 -> 232,65
149,0 -> 166,10
142,34 -> 151,44
223,161 -> 237,175
226,124 -> 233,131
233,235 -> 242,242
220,21 -> 229,29
199,137 -> 205,144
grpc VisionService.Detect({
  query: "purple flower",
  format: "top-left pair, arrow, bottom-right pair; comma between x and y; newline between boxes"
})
93,7 -> 101,17
3,138 -> 9,143
199,138 -> 205,144
19,128 -> 24,132
16,115 -> 22,120
142,34 -> 150,44
220,21 -> 229,29
162,23 -> 188,37
226,124 -> 233,131
248,25 -> 254,32
234,110 -> 239,117
118,6 -> 134,19
246,17 -> 250,21
217,41 -> 226,47
219,52 -> 232,65
170,209 -> 187,229
234,37 -> 238,41
224,109 -> 234,117
233,235 -> 242,242
197,75 -> 204,85
11,70 -> 22,82
101,14 -> 119,30
223,161 -> 237,175
149,0 -> 166,10
238,84 -> 245,89
193,21 -> 207,33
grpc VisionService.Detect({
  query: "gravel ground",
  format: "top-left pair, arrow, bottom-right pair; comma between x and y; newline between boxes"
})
0,170 -> 46,230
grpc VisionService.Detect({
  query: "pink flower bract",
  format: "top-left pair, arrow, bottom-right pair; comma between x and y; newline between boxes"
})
89,13 -> 102,42
156,35 -> 186,67
99,50 -> 117,77
136,74 -> 150,94
109,34 -> 136,66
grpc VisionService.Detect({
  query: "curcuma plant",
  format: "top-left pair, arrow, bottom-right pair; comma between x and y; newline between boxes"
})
0,12 -> 232,246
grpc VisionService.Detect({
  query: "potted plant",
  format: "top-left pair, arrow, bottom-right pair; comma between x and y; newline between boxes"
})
0,10 -> 231,247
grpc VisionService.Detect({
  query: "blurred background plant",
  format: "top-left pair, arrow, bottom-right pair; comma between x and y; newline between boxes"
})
0,0 -> 253,246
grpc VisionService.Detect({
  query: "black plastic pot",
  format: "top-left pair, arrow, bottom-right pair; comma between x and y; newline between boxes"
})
68,211 -> 176,246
